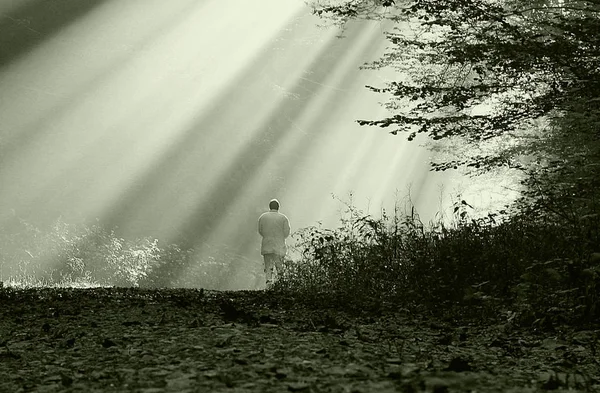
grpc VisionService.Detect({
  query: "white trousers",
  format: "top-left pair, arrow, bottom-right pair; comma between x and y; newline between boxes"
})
263,253 -> 283,285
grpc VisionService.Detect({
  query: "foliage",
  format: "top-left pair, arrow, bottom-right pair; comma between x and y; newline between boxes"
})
1,199 -> 597,326
311,0 -> 600,228
298,1 -> 600,324
0,218 -> 235,289
513,116 -> 600,222
274,197 -> 600,324
312,0 -> 600,143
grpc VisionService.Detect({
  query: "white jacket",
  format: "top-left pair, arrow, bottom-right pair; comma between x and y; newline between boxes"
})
258,210 -> 291,256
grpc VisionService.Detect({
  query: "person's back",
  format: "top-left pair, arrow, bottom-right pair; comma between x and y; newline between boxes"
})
258,210 -> 290,256
258,199 -> 290,287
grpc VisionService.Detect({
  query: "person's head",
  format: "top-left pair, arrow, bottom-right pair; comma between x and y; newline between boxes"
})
269,199 -> 280,211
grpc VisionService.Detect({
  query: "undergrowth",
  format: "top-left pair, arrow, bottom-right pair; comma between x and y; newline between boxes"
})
1,194 -> 598,328
273,197 -> 600,327
0,219 -> 236,290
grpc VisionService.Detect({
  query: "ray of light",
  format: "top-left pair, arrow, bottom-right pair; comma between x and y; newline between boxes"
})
178,17 -> 385,287
0,0 -> 460,289
0,0 -> 202,221
0,0 -> 306,228
93,6 -> 332,243
174,19 -> 450,289
152,24 -> 367,244
0,0 -> 312,279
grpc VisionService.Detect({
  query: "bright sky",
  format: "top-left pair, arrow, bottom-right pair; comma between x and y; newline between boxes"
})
0,0 -> 518,288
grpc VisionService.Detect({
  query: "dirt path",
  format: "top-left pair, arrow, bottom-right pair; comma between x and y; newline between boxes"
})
0,288 -> 598,392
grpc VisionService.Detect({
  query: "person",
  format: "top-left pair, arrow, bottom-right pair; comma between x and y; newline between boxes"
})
258,199 -> 290,288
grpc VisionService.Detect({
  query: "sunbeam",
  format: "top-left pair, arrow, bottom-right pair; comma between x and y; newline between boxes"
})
0,0 -> 472,288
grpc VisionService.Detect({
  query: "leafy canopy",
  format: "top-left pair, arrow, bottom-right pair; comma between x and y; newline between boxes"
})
311,0 -> 600,172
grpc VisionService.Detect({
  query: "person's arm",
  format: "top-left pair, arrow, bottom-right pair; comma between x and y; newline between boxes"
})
283,216 -> 291,238
258,215 -> 263,236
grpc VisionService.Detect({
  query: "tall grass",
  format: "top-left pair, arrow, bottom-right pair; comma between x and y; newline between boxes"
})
274,197 -> 600,325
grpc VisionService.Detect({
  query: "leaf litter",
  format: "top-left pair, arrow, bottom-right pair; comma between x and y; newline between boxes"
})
0,287 -> 598,392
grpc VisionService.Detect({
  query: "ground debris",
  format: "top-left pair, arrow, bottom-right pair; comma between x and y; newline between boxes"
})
0,287 -> 598,392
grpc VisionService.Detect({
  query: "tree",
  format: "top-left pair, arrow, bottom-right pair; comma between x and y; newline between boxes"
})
311,0 -> 600,219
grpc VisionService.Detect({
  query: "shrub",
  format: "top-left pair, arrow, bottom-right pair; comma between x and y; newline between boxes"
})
0,218 -> 247,290
274,196 -> 600,324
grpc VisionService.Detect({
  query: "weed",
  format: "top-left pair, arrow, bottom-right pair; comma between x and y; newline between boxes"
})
273,195 -> 600,325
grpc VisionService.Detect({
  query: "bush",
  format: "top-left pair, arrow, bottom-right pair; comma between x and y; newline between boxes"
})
273,196 -> 600,324
0,219 -> 235,289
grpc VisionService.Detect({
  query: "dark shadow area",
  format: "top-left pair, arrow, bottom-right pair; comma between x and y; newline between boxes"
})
0,0 -> 108,69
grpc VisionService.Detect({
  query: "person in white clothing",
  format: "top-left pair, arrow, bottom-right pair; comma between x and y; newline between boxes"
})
258,199 -> 291,287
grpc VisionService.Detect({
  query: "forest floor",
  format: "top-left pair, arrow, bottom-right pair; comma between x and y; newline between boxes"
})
0,287 -> 599,393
